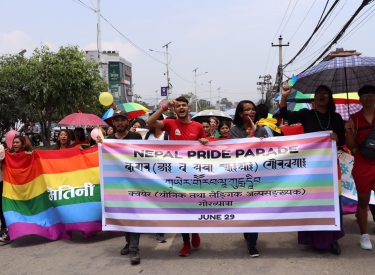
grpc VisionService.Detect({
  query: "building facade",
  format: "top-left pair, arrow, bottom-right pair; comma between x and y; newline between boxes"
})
85,50 -> 133,103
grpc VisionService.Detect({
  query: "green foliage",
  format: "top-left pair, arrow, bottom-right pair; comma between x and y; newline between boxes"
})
220,98 -> 233,109
135,100 -> 148,108
0,45 -> 108,145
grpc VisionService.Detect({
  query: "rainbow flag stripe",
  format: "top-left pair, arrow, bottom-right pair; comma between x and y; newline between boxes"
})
100,132 -> 341,233
3,147 -> 101,241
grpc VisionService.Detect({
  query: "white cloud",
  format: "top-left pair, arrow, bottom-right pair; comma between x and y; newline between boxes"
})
84,38 -> 139,60
0,30 -> 35,56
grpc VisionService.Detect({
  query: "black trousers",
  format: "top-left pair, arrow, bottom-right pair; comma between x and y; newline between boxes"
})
0,181 -> 6,229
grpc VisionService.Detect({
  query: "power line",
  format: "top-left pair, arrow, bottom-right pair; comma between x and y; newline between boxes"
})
283,0 -> 340,68
301,0 -> 373,72
271,0 -> 292,43
296,0 -> 346,62
168,67 -> 194,83
289,0 -> 317,42
286,1 -> 375,72
280,0 -> 299,35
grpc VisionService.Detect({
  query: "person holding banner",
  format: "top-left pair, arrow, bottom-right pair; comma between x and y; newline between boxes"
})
344,85 -> 375,251
148,96 -> 208,257
230,100 -> 268,258
54,130 -> 72,150
0,143 -> 9,243
280,84 -> 345,255
107,109 -> 143,264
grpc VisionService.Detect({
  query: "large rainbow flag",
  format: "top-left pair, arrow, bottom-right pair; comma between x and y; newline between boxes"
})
100,132 -> 341,233
3,147 -> 101,241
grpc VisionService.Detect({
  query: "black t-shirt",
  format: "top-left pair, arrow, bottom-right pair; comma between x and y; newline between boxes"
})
107,131 -> 142,140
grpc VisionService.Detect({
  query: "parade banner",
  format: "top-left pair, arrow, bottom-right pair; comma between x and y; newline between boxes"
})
3,147 -> 101,241
339,151 -> 375,204
100,132 -> 341,233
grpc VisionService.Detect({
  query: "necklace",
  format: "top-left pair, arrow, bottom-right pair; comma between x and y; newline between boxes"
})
314,109 -> 330,130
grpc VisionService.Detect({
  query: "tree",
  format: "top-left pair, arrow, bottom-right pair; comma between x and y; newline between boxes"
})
220,98 -> 233,109
24,45 -> 108,145
0,53 -> 35,131
134,100 -> 148,109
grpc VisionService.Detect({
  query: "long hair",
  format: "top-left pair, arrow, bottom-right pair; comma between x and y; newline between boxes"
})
233,100 -> 257,126
315,85 -> 335,113
13,136 -> 33,152
55,129 -> 72,149
218,121 -> 231,132
74,127 -> 86,142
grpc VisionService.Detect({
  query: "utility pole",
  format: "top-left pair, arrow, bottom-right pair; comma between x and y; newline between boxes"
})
162,42 -> 172,100
257,75 -> 272,104
208,80 -> 212,107
97,0 -> 102,78
217,87 -> 221,110
155,90 -> 158,109
272,35 -> 289,94
193,68 -> 198,112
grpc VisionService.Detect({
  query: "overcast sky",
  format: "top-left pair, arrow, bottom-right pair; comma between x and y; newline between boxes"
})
1,0 -> 374,105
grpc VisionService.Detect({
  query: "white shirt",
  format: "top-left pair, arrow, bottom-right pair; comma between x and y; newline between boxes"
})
146,131 -> 167,140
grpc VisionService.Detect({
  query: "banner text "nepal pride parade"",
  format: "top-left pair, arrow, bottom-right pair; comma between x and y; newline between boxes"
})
100,132 -> 340,234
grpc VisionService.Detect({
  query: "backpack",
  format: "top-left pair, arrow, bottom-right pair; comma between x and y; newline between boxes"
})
357,124 -> 375,159
145,131 -> 169,140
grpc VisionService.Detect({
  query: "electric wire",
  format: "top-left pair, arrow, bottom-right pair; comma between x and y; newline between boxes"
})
289,0 -> 317,42
283,0 -> 340,68
301,0 -> 373,72
280,0 -> 299,36
295,0 -> 343,61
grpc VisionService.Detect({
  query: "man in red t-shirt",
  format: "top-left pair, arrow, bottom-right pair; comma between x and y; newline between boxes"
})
148,96 -> 207,257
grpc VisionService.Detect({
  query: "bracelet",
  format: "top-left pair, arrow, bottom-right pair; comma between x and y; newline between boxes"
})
246,128 -> 254,137
162,105 -> 169,111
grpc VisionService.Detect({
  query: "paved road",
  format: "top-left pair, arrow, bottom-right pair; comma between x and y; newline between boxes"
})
1,214 -> 374,275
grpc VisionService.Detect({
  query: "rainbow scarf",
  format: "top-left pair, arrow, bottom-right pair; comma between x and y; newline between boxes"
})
258,118 -> 281,134
2,147 -> 101,241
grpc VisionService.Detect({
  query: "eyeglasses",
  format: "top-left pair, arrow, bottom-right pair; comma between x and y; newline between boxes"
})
315,93 -> 329,97
361,93 -> 375,98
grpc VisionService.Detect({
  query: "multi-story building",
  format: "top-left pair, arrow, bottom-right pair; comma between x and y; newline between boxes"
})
85,50 -> 133,103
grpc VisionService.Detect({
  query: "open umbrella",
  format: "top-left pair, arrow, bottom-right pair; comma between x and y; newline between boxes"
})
58,113 -> 108,126
102,103 -> 149,122
192,110 -> 232,122
293,55 -> 375,115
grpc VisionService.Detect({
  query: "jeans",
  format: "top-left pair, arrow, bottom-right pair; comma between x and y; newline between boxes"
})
246,232 -> 258,247
182,233 -> 190,242
125,232 -> 140,252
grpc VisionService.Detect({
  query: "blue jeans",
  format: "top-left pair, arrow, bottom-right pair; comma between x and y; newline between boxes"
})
246,232 -> 258,247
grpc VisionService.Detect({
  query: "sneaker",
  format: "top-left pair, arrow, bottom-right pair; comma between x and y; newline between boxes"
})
0,231 -> 10,243
156,233 -> 167,243
191,233 -> 200,248
129,251 -> 140,264
360,234 -> 372,250
179,242 -> 191,257
120,243 -> 130,255
248,246 -> 259,258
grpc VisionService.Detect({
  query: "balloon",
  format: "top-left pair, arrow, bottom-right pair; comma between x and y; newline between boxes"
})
5,130 -> 19,148
99,92 -> 114,106
90,128 -> 99,141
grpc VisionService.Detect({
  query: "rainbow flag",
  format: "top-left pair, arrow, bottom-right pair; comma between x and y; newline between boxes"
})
100,132 -> 341,233
3,147 -> 101,241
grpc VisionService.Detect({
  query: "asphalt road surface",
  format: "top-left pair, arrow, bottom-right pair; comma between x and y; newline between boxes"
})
1,214 -> 374,275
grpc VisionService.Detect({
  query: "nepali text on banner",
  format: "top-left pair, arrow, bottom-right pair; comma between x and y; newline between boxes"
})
3,147 -> 101,241
99,131 -> 340,233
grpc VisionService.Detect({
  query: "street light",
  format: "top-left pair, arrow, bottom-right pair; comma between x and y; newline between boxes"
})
193,68 -> 208,112
150,42 -> 172,100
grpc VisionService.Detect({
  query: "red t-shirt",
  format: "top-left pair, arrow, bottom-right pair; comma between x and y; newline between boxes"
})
163,119 -> 205,140
351,110 -> 375,164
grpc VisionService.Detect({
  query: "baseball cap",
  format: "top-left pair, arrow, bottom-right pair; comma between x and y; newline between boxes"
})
112,110 -> 128,119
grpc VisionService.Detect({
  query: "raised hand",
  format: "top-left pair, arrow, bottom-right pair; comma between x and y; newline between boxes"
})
282,84 -> 292,98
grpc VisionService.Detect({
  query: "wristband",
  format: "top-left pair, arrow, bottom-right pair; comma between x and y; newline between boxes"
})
246,128 -> 254,137
162,105 -> 169,111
